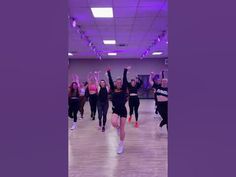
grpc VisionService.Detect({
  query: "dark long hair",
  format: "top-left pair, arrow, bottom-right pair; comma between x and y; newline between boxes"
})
99,79 -> 107,88
153,74 -> 160,80
68,82 -> 79,97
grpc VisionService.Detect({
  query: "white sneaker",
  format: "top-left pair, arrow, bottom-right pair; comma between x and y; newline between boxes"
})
117,143 -> 124,154
116,127 -> 120,137
71,122 -> 77,130
159,126 -> 163,134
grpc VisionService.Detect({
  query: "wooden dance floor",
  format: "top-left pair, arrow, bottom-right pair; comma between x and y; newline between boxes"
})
69,99 -> 168,177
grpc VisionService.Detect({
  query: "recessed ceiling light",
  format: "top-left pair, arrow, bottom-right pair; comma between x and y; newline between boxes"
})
103,40 -> 116,45
91,8 -> 113,18
166,41 -> 168,44
152,51 -> 163,55
68,52 -> 73,56
72,20 -> 76,27
108,53 -> 117,56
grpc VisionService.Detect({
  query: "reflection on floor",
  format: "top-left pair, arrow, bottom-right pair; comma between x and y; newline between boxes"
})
69,99 -> 167,177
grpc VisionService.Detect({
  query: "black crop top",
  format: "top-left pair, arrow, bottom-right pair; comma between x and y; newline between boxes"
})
128,78 -> 143,94
98,87 -> 108,102
152,83 -> 161,90
156,87 -> 168,97
108,69 -> 128,107
152,71 -> 164,91
69,90 -> 79,99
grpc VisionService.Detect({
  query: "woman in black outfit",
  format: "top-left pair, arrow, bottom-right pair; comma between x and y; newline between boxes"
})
127,77 -> 143,128
107,66 -> 130,154
149,71 -> 164,115
79,81 -> 88,119
96,79 -> 109,132
156,78 -> 168,130
87,73 -> 98,120
68,82 -> 80,130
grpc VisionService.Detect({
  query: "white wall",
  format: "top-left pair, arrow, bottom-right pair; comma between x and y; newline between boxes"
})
68,58 -> 168,84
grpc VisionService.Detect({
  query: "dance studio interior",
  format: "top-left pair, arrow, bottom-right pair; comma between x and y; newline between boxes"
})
68,0 -> 168,177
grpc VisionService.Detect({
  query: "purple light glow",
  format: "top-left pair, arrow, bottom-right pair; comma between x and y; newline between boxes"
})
69,0 -> 168,59
108,53 -> 117,56
152,51 -> 163,55
70,15 -> 102,60
72,20 -> 76,27
91,8 -> 114,18
103,40 -> 116,45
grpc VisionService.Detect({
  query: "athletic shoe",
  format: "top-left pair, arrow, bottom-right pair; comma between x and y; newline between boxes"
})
134,122 -> 139,128
71,122 -> 77,130
98,126 -> 102,130
155,109 -> 158,114
159,121 -> 165,128
159,126 -> 163,134
79,117 -> 82,120
116,127 -> 120,136
117,143 -> 124,154
102,126 -> 105,132
128,116 -> 132,123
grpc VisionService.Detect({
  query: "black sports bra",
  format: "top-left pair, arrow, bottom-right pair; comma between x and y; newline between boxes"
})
156,87 -> 168,97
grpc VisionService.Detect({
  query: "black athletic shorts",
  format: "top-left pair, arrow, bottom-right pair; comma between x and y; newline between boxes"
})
112,106 -> 127,118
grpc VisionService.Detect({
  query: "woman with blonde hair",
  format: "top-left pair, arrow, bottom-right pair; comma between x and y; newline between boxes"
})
107,66 -> 130,154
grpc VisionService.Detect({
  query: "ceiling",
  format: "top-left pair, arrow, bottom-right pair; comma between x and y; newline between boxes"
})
68,0 -> 168,59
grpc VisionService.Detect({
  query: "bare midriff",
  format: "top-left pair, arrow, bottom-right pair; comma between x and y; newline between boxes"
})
157,95 -> 168,102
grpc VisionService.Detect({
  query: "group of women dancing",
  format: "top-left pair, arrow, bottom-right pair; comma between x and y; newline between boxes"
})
68,67 -> 168,154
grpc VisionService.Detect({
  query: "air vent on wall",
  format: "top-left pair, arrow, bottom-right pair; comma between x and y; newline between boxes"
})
165,59 -> 168,65
117,43 -> 128,47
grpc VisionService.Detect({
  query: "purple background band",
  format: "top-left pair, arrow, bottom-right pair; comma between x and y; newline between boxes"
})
0,0 -> 68,177
169,0 -> 236,177
0,0 -> 236,177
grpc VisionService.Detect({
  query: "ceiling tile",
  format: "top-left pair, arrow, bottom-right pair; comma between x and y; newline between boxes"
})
115,18 -> 134,26
113,0 -> 139,7
88,0 -> 113,7
114,7 -> 137,18
69,0 -> 168,59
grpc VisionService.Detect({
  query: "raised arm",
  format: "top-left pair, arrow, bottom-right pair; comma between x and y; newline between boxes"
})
71,74 -> 80,87
107,68 -> 115,91
136,77 -> 143,89
94,71 -> 100,87
71,73 -> 76,82
87,72 -> 93,83
161,70 -> 165,79
149,72 -> 154,86
122,67 -> 129,89
74,74 -> 80,87
83,81 -> 88,89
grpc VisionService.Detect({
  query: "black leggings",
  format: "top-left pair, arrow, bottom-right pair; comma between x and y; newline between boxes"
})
154,94 -> 159,114
68,99 -> 80,122
97,101 -> 109,127
89,94 -> 97,118
129,96 -> 140,121
157,101 -> 168,129
79,96 -> 86,117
